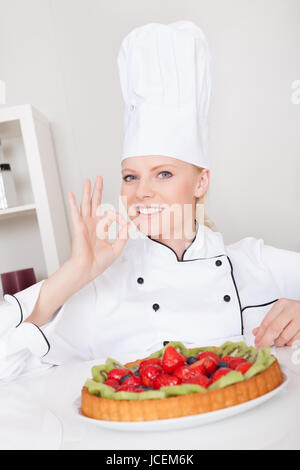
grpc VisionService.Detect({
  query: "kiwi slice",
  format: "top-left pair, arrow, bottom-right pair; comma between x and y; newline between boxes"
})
138,390 -> 166,400
165,341 -> 189,356
112,391 -> 140,401
255,347 -> 269,365
111,390 -> 166,401
241,347 -> 259,363
161,384 -> 207,397
217,341 -> 235,357
218,341 -> 248,358
105,357 -> 127,373
232,343 -> 251,358
92,365 -> 108,383
208,371 -> 244,391
148,348 -> 164,359
85,379 -> 115,398
244,363 -> 266,379
255,347 -> 275,368
188,346 -> 217,356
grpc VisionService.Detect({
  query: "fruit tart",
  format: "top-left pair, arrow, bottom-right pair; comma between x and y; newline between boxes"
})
81,341 -> 283,422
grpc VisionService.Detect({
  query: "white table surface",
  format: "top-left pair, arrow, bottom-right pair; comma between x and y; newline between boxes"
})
1,336 -> 300,450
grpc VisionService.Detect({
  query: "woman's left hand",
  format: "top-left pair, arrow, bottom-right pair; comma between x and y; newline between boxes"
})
253,298 -> 300,348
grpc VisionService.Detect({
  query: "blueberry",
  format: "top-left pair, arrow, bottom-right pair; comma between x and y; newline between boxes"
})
137,386 -> 154,391
163,341 -> 170,346
133,370 -> 140,376
186,356 -> 198,365
217,361 -> 229,369
119,374 -> 132,384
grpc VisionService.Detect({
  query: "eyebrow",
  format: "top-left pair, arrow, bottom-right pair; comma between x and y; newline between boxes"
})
121,164 -> 178,173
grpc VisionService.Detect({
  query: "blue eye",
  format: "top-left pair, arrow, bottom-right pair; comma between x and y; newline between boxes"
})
159,171 -> 172,178
123,175 -> 136,182
123,171 -> 172,182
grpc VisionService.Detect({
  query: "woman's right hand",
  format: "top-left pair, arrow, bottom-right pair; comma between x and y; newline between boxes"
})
67,176 -> 130,284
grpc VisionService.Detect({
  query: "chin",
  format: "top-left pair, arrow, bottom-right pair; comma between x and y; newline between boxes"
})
138,221 -> 162,237
135,218 -> 178,240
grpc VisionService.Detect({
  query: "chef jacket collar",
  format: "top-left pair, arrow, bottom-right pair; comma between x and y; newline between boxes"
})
143,220 -> 226,263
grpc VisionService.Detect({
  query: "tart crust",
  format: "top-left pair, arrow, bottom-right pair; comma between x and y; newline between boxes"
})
81,357 -> 283,422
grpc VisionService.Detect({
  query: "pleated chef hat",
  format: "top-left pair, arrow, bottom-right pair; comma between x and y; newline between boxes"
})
117,21 -> 211,169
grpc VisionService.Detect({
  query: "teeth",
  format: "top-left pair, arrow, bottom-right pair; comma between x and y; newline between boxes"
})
138,207 -> 163,215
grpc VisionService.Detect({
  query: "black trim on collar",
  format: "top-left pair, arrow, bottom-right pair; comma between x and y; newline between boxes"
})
147,233 -> 197,262
241,299 -> 278,313
3,293 -> 23,327
146,219 -> 199,262
146,237 -> 227,264
32,323 -> 51,357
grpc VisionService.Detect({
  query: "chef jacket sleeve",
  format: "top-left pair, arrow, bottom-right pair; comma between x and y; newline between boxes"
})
0,279 -> 97,382
261,243 -> 300,301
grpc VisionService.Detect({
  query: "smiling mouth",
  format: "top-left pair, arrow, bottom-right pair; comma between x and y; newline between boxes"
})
136,207 -> 165,217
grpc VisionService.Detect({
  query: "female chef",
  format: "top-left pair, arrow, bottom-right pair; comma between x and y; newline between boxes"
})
1,21 -> 300,381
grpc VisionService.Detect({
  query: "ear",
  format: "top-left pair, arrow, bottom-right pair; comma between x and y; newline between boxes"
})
194,169 -> 210,198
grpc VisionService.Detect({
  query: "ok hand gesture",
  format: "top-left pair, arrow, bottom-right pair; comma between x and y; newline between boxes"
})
68,176 -> 130,284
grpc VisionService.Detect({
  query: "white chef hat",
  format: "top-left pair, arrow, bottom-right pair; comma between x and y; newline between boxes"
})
117,21 -> 211,169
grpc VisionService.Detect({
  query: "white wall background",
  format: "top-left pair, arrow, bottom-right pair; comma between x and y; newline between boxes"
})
0,0 -> 299,267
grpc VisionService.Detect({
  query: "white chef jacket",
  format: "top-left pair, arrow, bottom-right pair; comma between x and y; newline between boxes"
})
1,224 -> 300,381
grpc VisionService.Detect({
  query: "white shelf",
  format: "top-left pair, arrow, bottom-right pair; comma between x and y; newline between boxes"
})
0,104 -> 71,279
0,203 -> 36,218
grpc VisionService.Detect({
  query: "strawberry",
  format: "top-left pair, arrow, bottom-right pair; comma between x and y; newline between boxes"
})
117,384 -> 137,392
221,356 -> 235,366
173,365 -> 193,381
236,361 -> 252,374
192,355 -> 219,376
140,364 -> 163,388
182,368 -> 207,381
107,368 -> 132,382
189,360 -> 207,375
201,357 -> 217,376
211,367 -> 231,384
104,378 -> 119,389
121,375 -> 142,387
227,357 -> 247,369
162,346 -> 185,374
197,351 -> 220,363
139,358 -> 163,371
182,374 -> 210,388
153,374 -> 180,389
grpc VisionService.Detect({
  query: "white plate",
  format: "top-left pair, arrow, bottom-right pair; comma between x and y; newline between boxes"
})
73,371 -> 288,432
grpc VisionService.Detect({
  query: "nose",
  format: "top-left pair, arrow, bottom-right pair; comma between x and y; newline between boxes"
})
135,177 -> 155,200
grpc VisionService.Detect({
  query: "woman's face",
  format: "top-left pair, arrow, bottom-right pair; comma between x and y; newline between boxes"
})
121,155 -> 209,238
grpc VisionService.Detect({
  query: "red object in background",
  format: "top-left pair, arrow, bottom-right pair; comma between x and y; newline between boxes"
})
1,268 -> 36,295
